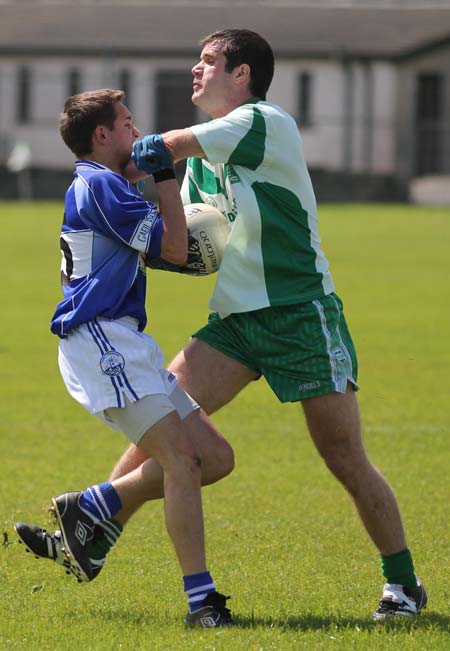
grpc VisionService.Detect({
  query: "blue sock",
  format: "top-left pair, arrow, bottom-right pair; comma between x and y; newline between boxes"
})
79,482 -> 122,525
183,571 -> 216,613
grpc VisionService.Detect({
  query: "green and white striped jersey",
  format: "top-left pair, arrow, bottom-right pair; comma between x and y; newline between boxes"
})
181,99 -> 334,317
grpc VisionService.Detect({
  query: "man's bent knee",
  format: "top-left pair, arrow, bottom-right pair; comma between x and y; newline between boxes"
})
183,408 -> 235,483
209,437 -> 235,482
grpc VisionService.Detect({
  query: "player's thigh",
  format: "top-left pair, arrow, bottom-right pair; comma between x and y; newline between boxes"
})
137,409 -> 198,470
111,406 -> 234,484
108,388 -> 235,481
167,383 -> 234,471
169,337 -> 258,415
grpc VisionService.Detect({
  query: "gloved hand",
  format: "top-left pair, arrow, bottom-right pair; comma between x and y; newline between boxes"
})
132,134 -> 174,175
145,231 -> 206,275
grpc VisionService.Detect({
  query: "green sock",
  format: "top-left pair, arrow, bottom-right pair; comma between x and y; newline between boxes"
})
90,518 -> 123,560
381,548 -> 416,588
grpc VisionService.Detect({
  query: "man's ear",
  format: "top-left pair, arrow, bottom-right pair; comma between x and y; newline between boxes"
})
93,124 -> 108,147
234,63 -> 251,85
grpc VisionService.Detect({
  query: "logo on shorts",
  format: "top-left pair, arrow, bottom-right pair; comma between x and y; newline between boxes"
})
333,348 -> 347,363
299,380 -> 320,392
100,350 -> 125,376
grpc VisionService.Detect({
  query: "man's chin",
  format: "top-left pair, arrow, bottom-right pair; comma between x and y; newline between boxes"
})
192,92 -> 203,107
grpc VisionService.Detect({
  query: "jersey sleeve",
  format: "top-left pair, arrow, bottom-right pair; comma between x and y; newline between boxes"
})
190,102 -> 266,170
75,171 -> 163,256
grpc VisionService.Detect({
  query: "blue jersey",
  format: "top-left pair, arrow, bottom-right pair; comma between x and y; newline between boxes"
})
51,161 -> 163,338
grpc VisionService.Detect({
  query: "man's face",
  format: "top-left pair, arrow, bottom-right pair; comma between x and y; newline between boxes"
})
109,102 -> 140,166
191,41 -> 235,118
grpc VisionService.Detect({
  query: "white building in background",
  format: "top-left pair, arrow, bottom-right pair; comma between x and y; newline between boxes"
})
0,1 -> 450,200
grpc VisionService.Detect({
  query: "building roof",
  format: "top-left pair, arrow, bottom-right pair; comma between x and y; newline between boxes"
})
1,2 -> 450,59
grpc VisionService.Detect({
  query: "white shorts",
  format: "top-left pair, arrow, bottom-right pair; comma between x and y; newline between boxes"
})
58,316 -> 198,439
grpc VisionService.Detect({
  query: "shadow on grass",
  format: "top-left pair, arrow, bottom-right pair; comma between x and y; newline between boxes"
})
233,611 -> 450,633
77,607 -> 449,633
80,606 -> 160,626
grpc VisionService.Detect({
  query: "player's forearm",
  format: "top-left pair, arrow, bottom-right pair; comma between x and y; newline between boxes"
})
161,128 -> 205,163
156,179 -> 188,265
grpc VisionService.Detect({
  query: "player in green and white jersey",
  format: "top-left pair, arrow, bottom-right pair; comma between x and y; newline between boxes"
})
175,96 -> 355,403
131,29 -> 427,620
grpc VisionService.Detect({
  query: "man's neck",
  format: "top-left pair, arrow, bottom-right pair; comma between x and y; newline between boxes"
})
85,153 -> 122,175
209,92 -> 256,119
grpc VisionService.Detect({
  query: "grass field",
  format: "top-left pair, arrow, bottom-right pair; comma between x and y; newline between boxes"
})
0,201 -> 449,650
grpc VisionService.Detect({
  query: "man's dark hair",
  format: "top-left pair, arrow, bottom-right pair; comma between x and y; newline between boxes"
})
60,89 -> 124,158
200,29 -> 274,100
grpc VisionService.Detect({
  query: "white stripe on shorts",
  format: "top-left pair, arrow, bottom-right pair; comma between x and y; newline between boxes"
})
329,294 -> 355,383
312,299 -> 339,391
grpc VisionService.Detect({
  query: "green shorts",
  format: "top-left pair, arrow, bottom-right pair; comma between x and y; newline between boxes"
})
192,293 -> 359,402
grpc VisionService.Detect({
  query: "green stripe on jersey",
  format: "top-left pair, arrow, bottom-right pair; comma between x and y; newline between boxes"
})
189,158 -> 224,196
253,182 -> 324,302
228,107 -> 266,169
188,175 -> 203,203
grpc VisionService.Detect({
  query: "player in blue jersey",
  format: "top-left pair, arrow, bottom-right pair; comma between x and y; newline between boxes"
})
15,88 -> 232,627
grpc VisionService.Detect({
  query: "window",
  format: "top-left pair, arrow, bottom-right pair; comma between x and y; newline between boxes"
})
17,66 -> 31,124
67,68 -> 81,97
156,71 -> 196,133
118,69 -> 132,109
298,72 -> 313,128
415,73 -> 444,175
417,73 -> 442,121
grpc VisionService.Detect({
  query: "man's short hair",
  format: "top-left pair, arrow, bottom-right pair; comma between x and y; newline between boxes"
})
60,89 -> 124,158
200,29 -> 274,100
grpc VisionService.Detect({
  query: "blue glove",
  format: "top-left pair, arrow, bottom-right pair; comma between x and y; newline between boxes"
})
132,134 -> 173,175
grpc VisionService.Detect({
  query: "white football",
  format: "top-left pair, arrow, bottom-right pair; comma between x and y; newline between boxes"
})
183,203 -> 231,275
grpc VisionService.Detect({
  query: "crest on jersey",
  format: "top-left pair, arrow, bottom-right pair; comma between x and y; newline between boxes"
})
100,350 -> 125,376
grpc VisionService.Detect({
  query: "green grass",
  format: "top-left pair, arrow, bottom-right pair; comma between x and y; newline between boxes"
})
0,201 -> 449,650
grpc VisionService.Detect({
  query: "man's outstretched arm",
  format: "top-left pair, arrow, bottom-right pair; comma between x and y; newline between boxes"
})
162,128 -> 205,163
125,129 -> 205,180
